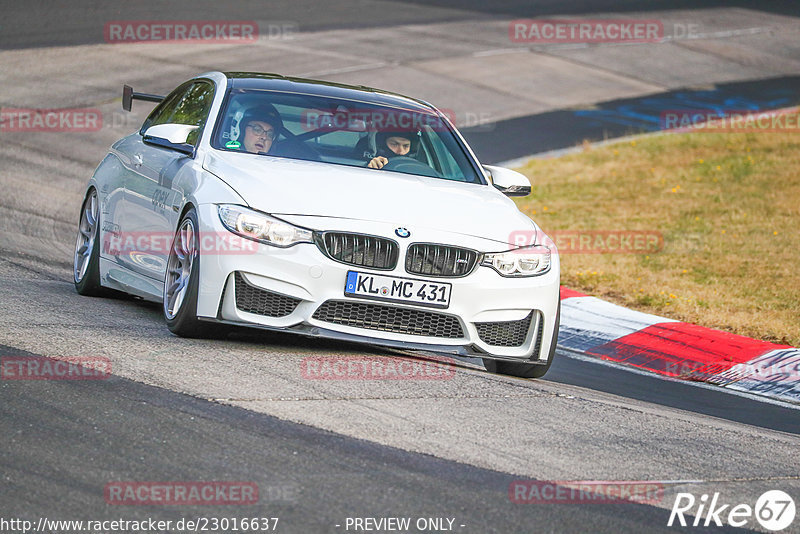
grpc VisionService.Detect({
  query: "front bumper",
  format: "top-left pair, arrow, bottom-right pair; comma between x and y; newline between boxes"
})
195,205 -> 560,362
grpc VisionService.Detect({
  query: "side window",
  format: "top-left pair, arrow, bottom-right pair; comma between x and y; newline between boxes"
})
425,129 -> 461,180
140,81 -> 215,146
140,83 -> 191,134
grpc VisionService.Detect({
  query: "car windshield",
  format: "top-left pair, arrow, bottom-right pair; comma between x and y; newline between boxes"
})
212,88 -> 483,183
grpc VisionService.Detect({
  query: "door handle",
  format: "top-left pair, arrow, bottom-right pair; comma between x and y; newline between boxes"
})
133,153 -> 143,167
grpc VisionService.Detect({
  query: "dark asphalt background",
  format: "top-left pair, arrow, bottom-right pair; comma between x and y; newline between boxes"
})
1,345 -> 758,534
1,0 -> 797,50
463,75 -> 800,163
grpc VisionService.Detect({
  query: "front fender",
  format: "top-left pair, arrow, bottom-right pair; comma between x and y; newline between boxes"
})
173,157 -> 247,223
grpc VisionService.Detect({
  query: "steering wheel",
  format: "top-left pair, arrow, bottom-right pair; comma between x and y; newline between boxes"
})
380,156 -> 441,178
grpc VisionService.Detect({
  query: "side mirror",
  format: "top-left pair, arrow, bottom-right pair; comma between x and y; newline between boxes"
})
143,124 -> 199,157
484,165 -> 531,197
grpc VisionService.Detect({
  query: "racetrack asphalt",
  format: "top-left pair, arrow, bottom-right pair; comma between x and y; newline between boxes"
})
1,1 -> 799,532
0,345 -> 755,534
4,0 -> 796,50
464,75 -> 800,164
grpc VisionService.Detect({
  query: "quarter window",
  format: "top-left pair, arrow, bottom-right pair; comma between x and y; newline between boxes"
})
141,81 -> 215,146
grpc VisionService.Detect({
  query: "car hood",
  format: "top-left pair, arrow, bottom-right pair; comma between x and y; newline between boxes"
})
203,151 -> 537,244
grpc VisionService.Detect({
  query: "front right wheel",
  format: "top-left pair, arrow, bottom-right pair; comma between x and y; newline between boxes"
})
74,188 -> 106,296
164,208 -> 206,337
163,208 -> 226,339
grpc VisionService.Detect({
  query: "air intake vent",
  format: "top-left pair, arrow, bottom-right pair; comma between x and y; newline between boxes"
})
312,300 -> 464,338
234,272 -> 301,317
317,232 -> 398,270
475,311 -> 536,347
405,243 -> 478,277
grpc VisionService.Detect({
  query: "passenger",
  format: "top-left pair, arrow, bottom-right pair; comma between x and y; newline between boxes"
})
239,106 -> 283,154
367,130 -> 419,169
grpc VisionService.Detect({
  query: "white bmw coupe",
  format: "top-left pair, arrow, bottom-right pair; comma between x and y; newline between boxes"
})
74,71 -> 560,378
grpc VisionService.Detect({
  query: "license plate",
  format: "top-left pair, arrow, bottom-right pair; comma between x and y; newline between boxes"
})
345,271 -> 451,308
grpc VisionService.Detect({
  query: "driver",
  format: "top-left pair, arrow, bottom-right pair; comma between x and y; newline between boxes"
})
367,130 -> 419,169
238,105 -> 283,154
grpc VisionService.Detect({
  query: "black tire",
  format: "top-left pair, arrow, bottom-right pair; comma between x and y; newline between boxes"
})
74,188 -> 107,296
163,208 -> 220,338
483,301 -> 560,379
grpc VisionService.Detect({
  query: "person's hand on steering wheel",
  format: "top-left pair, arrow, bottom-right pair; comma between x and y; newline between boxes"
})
373,155 -> 442,178
368,156 -> 389,169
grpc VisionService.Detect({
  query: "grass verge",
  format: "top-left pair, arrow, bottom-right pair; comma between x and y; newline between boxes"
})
514,130 -> 799,346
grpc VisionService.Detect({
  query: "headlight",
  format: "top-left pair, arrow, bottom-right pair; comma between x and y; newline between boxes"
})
482,245 -> 552,277
217,205 -> 313,247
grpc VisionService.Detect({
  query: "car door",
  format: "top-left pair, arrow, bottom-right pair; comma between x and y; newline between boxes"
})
119,81 -> 216,284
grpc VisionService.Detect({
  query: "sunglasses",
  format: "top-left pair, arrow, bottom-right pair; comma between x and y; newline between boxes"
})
247,123 -> 277,140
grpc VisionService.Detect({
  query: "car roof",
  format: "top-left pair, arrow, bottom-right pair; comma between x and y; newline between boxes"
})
222,72 -> 437,113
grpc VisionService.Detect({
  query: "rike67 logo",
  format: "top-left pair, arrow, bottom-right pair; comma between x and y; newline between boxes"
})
669,490 -> 796,531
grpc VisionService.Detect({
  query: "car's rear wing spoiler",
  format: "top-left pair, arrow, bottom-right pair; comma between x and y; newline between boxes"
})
122,84 -> 165,112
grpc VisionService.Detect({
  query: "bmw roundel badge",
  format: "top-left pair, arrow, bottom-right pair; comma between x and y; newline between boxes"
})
395,227 -> 410,238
